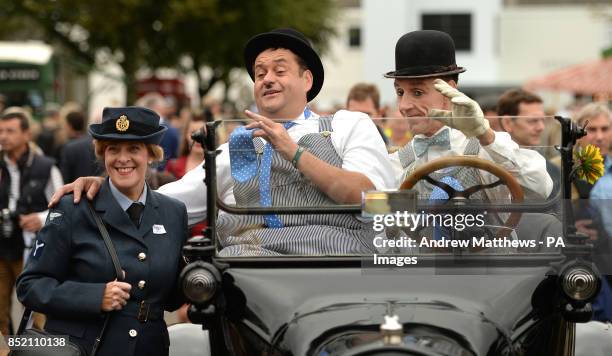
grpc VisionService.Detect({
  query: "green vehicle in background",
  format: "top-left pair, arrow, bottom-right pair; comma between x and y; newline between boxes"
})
0,41 -> 56,116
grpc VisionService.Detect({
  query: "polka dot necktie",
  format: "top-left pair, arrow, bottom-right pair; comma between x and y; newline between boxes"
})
260,121 -> 297,228
228,107 -> 311,228
429,176 -> 464,240
229,126 -> 258,183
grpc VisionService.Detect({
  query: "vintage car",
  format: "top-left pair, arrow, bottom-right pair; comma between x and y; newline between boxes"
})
177,116 -> 602,356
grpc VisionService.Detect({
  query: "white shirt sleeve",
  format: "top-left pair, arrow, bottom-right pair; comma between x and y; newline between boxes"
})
39,165 -> 64,225
331,110 -> 398,190
157,143 -> 234,226
480,131 -> 553,199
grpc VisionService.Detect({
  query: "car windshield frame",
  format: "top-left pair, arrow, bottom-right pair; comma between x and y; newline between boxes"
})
197,116 -> 576,263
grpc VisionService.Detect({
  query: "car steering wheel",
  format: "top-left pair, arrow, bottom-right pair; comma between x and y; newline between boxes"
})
400,156 -> 524,240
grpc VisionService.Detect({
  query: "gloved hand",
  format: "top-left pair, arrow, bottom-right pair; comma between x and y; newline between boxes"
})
428,79 -> 490,137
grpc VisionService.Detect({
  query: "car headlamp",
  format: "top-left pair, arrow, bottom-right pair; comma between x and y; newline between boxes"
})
179,261 -> 221,304
560,264 -> 600,302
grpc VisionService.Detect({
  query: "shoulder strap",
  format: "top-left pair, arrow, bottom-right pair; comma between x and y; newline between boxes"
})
463,137 -> 480,156
86,200 -> 122,356
318,114 -> 334,132
87,201 -> 123,280
397,143 -> 416,169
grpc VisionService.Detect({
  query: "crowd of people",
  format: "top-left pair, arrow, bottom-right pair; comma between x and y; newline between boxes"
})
0,27 -> 610,355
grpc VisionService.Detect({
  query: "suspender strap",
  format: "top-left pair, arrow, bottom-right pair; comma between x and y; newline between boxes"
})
318,114 -> 334,132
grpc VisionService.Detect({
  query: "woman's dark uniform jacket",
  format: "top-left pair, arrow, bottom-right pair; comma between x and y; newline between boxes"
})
16,179 -> 188,356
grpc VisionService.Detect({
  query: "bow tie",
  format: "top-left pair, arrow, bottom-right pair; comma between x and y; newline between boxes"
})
413,128 -> 450,158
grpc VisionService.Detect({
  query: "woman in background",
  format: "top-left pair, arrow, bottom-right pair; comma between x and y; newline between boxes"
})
165,114 -> 205,180
165,114 -> 207,237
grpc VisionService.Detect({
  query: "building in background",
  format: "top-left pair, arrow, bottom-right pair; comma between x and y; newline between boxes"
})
499,1 -> 612,109
362,0 -> 503,105
315,0 -> 363,110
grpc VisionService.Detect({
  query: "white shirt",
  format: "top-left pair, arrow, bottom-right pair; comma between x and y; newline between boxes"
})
388,126 -> 553,200
3,151 -> 64,257
159,109 -> 397,225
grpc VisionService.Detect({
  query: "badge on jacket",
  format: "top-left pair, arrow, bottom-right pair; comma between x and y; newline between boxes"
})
153,224 -> 166,235
31,240 -> 45,259
47,210 -> 64,225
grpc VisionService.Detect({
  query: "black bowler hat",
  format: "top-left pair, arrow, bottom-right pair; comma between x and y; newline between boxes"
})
89,106 -> 167,145
384,30 -> 466,79
244,28 -> 324,102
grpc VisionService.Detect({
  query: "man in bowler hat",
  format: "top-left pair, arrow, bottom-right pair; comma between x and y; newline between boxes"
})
51,28 -> 396,256
386,30 -> 552,200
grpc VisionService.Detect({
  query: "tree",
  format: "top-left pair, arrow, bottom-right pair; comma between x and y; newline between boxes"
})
0,0 -> 336,105
166,0 -> 337,101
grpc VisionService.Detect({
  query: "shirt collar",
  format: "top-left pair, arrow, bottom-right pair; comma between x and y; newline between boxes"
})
109,179 -> 147,211
605,155 -> 612,172
291,106 -> 317,124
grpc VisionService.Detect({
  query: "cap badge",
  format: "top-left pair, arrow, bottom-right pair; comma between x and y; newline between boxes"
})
116,115 -> 130,132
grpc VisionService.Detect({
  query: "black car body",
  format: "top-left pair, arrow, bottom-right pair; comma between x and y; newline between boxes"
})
179,116 -> 600,356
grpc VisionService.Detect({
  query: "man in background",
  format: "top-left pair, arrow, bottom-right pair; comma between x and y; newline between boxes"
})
60,111 -> 103,182
35,103 -> 63,160
573,103 -> 612,241
0,108 -> 63,335
136,92 -> 180,169
478,95 -> 503,132
497,88 -> 560,198
345,83 -> 388,145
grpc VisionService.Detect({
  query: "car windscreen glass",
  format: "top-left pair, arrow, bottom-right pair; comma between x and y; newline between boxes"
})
210,115 -> 564,258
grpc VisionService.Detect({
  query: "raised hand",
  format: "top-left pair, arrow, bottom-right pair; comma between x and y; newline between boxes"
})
244,110 -> 298,161
428,79 -> 490,138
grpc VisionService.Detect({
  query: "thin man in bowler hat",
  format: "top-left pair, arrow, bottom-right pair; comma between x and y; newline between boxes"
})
386,30 -> 552,200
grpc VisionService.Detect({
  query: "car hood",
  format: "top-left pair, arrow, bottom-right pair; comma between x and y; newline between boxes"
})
224,265 -> 553,355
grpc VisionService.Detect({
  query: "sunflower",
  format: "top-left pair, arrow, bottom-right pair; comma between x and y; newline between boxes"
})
573,144 -> 605,184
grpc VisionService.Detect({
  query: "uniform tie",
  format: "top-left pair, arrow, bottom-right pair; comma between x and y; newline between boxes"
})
127,202 -> 144,228
413,128 -> 450,157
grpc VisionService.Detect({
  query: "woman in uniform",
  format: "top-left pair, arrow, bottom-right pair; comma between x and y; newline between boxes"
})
17,106 -> 188,356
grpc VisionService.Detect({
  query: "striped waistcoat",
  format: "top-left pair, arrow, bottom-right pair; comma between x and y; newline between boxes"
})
217,116 -> 375,256
396,136 -> 487,200
395,136 -> 510,245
